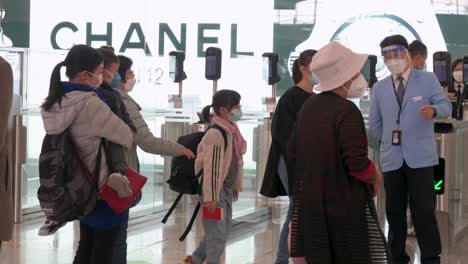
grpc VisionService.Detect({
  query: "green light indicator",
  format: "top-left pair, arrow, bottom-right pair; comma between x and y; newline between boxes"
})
434,180 -> 443,191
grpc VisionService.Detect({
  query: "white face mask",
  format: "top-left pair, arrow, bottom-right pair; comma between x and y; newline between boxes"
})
453,71 -> 463,83
386,59 -> 408,75
125,78 -> 137,92
87,72 -> 103,89
346,74 -> 368,99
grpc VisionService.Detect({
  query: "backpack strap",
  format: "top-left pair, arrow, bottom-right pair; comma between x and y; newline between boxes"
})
75,137 -> 103,185
93,139 -> 105,182
179,201 -> 202,241
161,193 -> 183,224
160,193 -> 202,241
208,124 -> 228,151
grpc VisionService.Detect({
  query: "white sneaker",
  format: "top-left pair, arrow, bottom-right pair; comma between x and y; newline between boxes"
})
38,220 -> 66,236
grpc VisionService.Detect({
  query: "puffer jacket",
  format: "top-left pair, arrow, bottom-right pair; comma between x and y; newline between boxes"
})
117,89 -> 183,172
41,91 -> 133,187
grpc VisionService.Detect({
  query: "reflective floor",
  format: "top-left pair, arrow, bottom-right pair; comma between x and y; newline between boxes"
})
1,204 -> 468,264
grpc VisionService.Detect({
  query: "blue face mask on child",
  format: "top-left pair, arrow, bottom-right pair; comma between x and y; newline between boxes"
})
310,73 -> 319,86
111,73 -> 122,89
229,108 -> 243,122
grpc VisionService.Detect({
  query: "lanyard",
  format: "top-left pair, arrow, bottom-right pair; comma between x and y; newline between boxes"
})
391,75 -> 409,128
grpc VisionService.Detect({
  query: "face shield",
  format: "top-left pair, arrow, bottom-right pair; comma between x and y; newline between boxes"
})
381,45 -> 410,75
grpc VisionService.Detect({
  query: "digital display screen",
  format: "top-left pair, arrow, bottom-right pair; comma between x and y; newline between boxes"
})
464,64 -> 468,83
169,55 -> 176,81
434,60 -> 447,83
206,55 -> 217,76
360,59 -> 371,82
262,57 -> 269,82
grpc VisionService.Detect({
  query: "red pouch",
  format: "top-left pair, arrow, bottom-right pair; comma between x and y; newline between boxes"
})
100,168 -> 147,214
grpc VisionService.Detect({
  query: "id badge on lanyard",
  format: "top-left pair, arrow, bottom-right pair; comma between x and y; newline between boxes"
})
392,129 -> 401,145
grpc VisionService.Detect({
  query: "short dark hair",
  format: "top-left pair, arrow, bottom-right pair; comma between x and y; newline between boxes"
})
118,55 -> 133,82
408,40 -> 427,57
201,90 -> 241,122
97,47 -> 119,69
380,34 -> 409,49
452,58 -> 463,72
100,45 -> 115,52
292,49 -> 317,84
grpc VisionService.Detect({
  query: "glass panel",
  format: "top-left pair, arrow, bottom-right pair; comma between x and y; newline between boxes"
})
272,197 -> 290,225
0,49 -> 23,96
128,114 -> 160,218
233,121 -> 264,221
14,48 -> 275,221
22,112 -> 44,211
25,50 -> 66,109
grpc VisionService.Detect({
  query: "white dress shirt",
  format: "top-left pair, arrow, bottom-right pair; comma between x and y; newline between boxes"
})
392,66 -> 412,91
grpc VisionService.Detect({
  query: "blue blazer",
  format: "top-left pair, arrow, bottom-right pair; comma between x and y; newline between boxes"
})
368,70 -> 452,172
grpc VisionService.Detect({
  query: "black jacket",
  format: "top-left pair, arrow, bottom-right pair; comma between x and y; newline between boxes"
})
260,86 -> 313,198
449,83 -> 468,118
98,83 -> 137,173
99,83 -> 137,133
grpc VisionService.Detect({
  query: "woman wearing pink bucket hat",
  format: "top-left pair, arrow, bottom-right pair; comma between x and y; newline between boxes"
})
288,41 -> 389,263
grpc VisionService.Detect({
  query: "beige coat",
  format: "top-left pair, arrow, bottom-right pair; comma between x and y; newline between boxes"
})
117,89 -> 182,172
0,57 -> 13,241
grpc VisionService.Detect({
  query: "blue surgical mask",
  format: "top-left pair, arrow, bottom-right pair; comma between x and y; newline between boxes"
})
111,73 -> 122,89
310,72 -> 319,85
229,108 -> 242,122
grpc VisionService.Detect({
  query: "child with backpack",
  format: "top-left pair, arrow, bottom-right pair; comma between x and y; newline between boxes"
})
185,90 -> 247,264
40,45 -> 133,264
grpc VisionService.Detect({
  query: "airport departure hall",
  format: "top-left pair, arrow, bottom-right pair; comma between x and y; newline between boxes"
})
1,0 -> 468,263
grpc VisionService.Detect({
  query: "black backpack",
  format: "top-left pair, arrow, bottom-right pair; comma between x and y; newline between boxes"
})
37,130 -> 102,223
162,124 -> 227,241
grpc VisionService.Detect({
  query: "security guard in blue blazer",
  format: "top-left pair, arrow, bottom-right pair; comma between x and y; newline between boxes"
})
369,35 -> 452,264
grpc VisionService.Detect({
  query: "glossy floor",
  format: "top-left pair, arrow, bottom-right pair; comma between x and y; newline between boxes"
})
1,207 -> 468,264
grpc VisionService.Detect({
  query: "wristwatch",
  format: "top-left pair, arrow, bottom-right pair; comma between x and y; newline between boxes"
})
432,108 -> 437,118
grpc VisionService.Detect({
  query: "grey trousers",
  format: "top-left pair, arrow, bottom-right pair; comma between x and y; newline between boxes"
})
192,187 -> 233,264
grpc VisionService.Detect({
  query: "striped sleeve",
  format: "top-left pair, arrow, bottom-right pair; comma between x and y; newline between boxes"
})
202,144 -> 225,202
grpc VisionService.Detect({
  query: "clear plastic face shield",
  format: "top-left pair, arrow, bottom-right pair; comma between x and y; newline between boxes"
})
381,45 -> 411,75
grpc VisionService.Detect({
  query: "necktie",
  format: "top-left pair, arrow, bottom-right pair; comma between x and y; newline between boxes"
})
396,76 -> 405,105
456,85 -> 463,98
